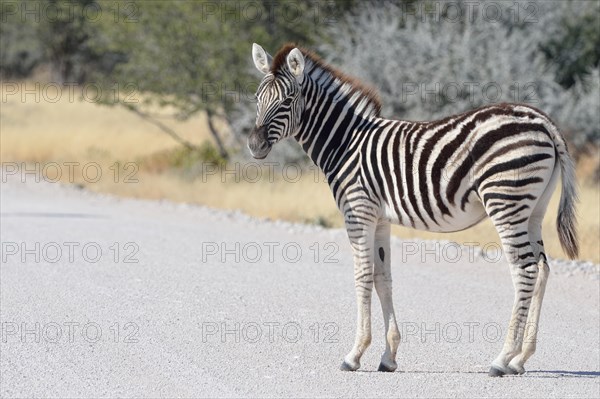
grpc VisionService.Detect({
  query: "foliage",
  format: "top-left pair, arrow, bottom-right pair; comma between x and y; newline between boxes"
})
0,0 -> 124,82
0,1 -> 42,78
1,0 -> 355,158
90,0 -> 355,158
540,2 -> 600,88
1,0 -> 597,161
318,0 -> 599,151
557,67 -> 600,153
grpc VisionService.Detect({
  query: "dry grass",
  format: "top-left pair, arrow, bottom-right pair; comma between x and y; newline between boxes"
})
0,82 -> 212,161
2,82 -> 598,263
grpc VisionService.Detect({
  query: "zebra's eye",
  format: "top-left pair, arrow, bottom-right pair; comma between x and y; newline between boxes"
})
281,98 -> 293,106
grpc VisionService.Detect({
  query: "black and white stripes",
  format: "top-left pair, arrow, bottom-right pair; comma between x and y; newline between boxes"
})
249,43 -> 578,376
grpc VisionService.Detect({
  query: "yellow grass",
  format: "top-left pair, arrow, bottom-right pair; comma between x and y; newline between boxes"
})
2,82 -> 599,263
0,81 -> 212,161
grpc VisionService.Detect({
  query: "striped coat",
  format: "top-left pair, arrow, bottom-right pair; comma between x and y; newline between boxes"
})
249,43 -> 578,376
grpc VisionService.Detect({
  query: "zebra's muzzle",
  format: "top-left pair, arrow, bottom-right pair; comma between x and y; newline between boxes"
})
248,125 -> 272,159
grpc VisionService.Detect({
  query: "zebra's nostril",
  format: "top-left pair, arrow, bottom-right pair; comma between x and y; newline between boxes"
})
256,125 -> 269,140
247,126 -> 272,159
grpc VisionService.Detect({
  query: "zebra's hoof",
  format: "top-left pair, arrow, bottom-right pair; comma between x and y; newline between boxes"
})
506,365 -> 525,375
377,362 -> 397,372
340,361 -> 358,371
488,366 -> 506,377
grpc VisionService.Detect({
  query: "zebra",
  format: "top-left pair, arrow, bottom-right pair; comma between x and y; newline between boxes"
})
248,43 -> 579,376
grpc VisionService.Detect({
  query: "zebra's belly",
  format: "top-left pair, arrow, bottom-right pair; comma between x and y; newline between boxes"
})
383,197 -> 487,233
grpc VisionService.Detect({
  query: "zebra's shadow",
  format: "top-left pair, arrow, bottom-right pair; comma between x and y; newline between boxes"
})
526,370 -> 600,378
356,370 -> 600,378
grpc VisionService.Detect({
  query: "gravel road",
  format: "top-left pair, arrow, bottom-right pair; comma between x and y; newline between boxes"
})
1,179 -> 599,398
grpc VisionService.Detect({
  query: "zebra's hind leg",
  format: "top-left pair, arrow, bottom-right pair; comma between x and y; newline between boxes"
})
373,221 -> 401,372
506,254 -> 549,375
488,221 -> 538,376
340,215 -> 377,372
488,160 -> 559,377
505,164 -> 558,374
487,210 -> 540,377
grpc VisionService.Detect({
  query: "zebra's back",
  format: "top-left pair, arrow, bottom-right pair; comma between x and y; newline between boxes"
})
354,103 -> 561,233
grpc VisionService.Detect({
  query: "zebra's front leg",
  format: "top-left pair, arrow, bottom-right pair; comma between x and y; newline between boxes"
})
340,218 -> 376,371
374,221 -> 400,372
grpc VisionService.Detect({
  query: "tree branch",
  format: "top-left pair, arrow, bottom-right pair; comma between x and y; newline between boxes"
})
205,108 -> 230,160
127,106 -> 200,151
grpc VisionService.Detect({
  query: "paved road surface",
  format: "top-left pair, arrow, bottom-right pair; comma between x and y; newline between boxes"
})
1,180 -> 599,398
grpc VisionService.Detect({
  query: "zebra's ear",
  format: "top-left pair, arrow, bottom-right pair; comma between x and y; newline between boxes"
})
252,43 -> 272,75
286,48 -> 305,84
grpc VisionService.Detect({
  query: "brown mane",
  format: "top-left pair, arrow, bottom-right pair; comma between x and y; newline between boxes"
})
270,43 -> 382,117
270,43 -> 299,74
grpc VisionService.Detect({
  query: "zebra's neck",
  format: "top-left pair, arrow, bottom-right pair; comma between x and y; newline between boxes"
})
295,60 -> 385,180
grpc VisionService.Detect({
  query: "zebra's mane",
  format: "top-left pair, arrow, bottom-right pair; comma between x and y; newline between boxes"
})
271,43 -> 382,118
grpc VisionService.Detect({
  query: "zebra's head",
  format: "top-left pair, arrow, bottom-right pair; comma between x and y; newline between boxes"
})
248,43 -> 305,159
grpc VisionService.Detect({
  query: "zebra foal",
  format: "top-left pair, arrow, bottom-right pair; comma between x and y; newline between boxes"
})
248,43 -> 579,376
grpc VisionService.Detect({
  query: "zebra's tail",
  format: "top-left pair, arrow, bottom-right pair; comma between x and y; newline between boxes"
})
549,124 -> 579,259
